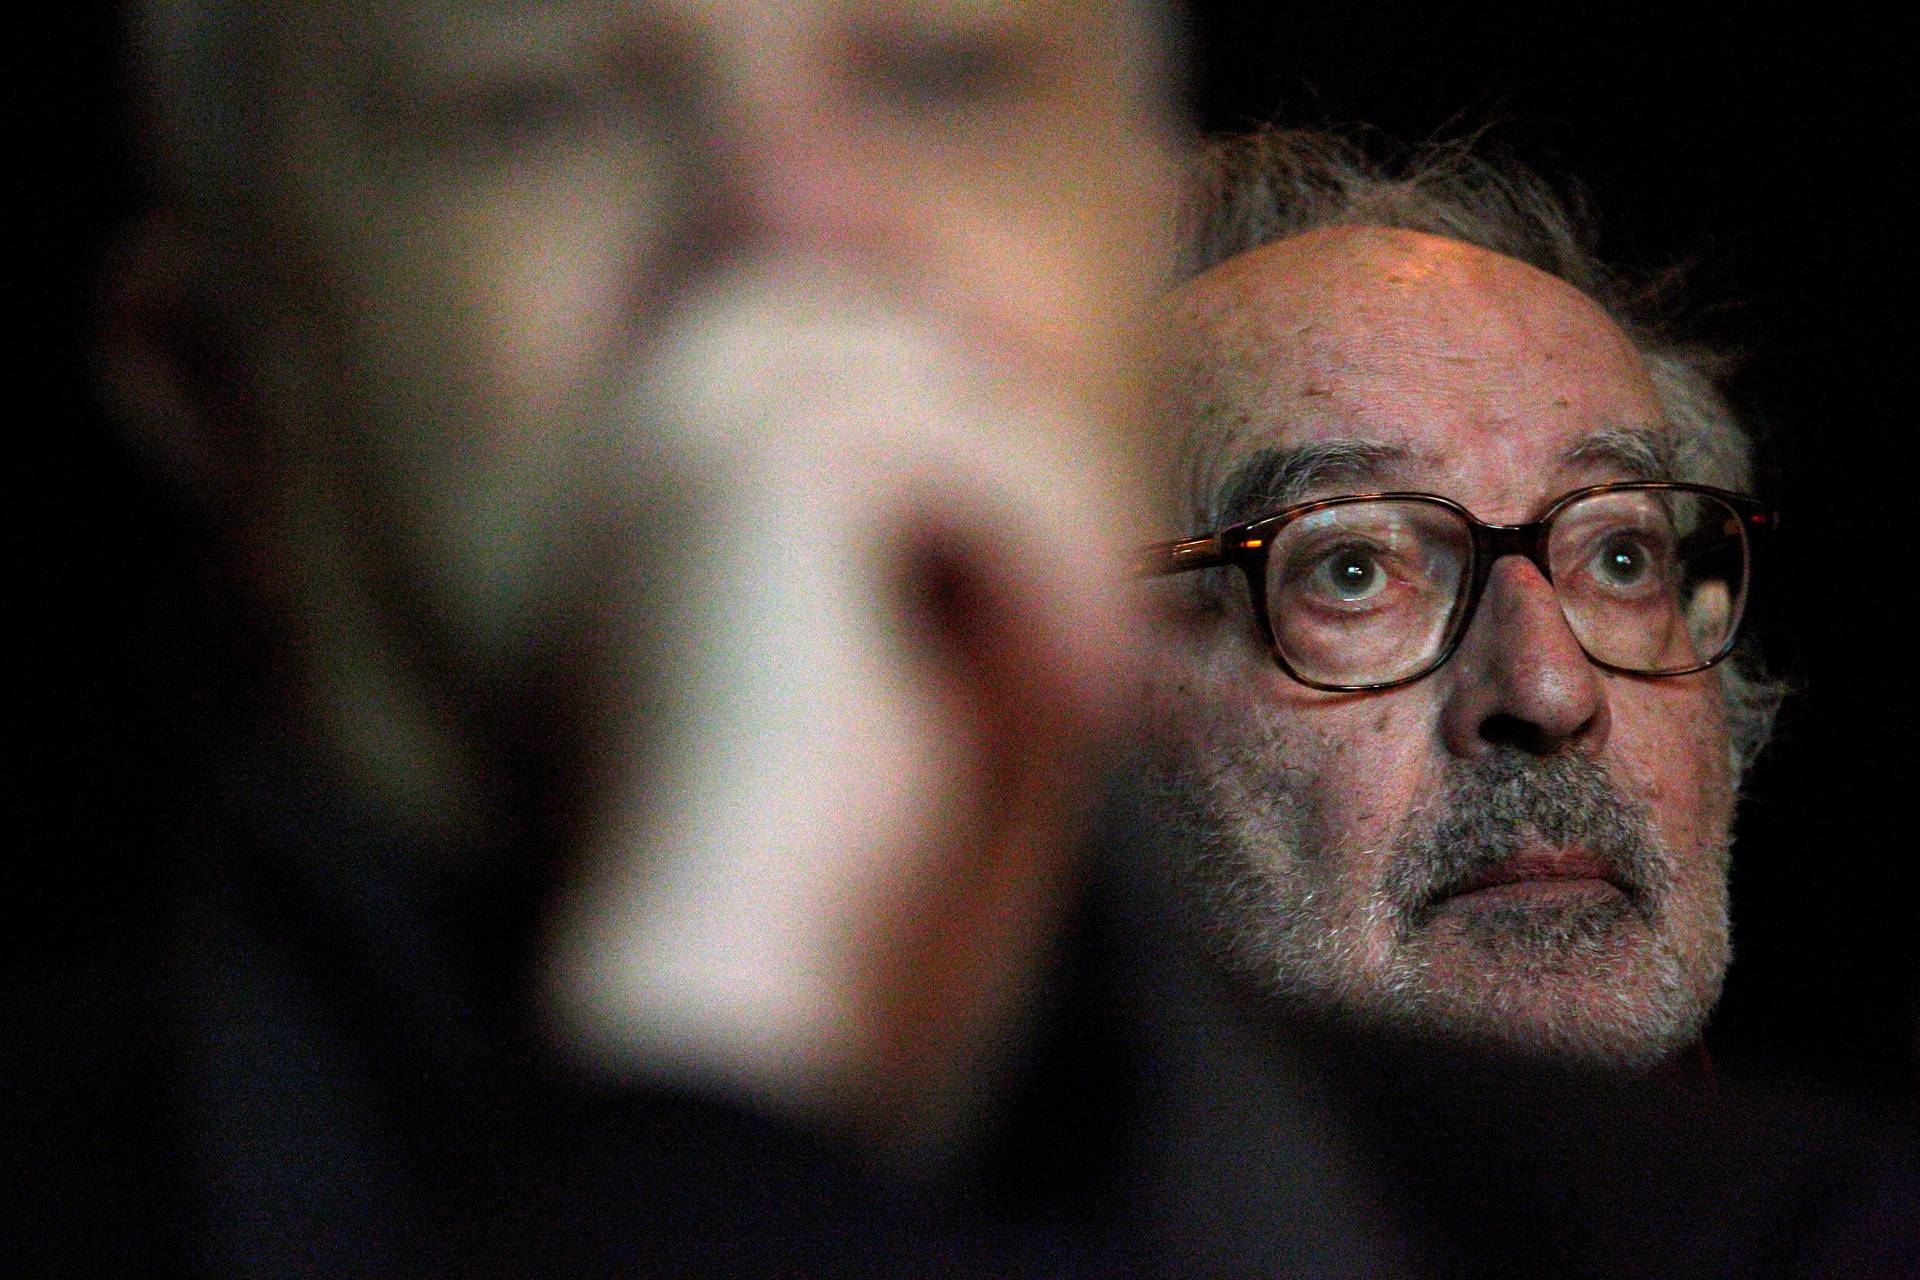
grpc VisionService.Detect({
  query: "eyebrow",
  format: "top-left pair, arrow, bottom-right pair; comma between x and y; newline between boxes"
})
1205,439 -> 1412,530
1561,426 -> 1678,479
1200,424 -> 1679,533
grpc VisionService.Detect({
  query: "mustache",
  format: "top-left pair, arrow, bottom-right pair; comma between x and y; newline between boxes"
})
1384,752 -> 1671,929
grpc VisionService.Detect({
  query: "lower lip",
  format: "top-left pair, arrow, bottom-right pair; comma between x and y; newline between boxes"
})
1440,877 -> 1624,907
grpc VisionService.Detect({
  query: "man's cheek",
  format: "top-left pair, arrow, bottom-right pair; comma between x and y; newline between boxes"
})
1611,681 -> 1735,846
411,187 -> 662,414
1289,696 -> 1435,832
474,224 -> 636,414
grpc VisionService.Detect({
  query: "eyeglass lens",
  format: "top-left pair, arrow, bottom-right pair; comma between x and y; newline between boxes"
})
1261,489 -> 1749,686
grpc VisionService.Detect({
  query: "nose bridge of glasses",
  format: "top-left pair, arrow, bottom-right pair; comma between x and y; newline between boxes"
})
1458,546 -> 1596,694
1474,519 -> 1558,583
1453,517 -> 1588,668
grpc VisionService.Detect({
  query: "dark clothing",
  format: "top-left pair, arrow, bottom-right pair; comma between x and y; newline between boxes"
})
7,739 -> 1919,1276
4,738 -> 1071,1277
1000,777 -> 1920,1278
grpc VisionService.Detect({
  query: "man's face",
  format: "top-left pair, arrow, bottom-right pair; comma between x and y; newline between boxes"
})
198,0 -> 1169,802
1147,226 -> 1737,1067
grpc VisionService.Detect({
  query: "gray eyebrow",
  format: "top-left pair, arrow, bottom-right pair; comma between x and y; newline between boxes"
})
1205,439 -> 1410,530
1198,427 -> 1676,534
1561,426 -> 1677,480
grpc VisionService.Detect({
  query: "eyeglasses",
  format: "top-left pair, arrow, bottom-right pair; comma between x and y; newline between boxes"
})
1141,482 -> 1776,692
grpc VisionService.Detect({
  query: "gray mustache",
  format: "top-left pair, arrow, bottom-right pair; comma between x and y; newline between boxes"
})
1387,752 -> 1669,926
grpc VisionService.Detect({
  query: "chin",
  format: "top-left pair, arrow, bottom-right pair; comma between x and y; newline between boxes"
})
1367,965 -> 1712,1071
1361,898 -> 1723,1069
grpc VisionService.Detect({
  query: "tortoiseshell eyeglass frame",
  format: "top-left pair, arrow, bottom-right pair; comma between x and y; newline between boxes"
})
1137,481 -> 1777,692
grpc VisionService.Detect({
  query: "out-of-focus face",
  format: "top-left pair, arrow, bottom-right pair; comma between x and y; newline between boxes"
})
118,0 -> 1177,1114
1147,226 -> 1737,1067
196,0 -> 1171,817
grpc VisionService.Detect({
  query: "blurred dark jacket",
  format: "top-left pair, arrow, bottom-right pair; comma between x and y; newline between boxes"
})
6,741 -> 1917,1277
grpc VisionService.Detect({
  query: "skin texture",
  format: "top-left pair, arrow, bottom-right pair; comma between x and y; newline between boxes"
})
1147,226 -> 1737,1067
112,0 -> 1172,1139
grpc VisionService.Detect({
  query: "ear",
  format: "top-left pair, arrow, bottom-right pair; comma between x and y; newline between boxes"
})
95,210 -> 245,506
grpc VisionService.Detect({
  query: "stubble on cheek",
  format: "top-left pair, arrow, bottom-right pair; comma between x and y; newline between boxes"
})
1279,693 -> 1449,959
1361,679 -> 1738,1063
1608,676 -> 1738,978
1150,653 -> 1740,1065
1144,665 -> 1439,1005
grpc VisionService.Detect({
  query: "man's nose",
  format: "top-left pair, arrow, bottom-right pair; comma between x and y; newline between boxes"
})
1437,555 -> 1609,758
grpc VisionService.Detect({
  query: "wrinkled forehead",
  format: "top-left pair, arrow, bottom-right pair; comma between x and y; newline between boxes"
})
1161,227 -> 1670,530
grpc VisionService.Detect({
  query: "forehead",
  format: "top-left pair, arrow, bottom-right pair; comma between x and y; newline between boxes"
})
1166,226 -> 1666,524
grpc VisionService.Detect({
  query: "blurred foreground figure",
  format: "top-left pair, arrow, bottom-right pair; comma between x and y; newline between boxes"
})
11,1 -> 1177,1273
1141,128 -> 1782,1069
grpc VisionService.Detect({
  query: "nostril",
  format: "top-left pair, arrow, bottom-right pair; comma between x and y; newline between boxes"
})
1478,711 -> 1563,756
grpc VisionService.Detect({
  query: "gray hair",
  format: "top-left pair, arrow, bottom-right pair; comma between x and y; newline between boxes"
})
1178,126 -> 1783,775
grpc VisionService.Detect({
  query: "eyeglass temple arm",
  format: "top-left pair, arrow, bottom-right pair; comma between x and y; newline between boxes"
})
1136,534 -> 1228,577
1675,504 -> 1779,558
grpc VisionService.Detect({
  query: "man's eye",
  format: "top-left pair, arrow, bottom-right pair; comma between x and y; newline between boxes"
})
1302,545 -> 1390,604
1588,533 -> 1666,594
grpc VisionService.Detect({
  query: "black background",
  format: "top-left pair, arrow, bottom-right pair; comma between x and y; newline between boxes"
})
22,6 -> 1918,1090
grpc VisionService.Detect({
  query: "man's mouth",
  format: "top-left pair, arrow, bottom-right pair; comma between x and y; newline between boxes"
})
1432,848 -> 1630,908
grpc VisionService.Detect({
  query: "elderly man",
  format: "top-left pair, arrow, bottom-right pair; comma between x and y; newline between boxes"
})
1141,129 -> 1781,1068
13,0 -> 1181,1272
